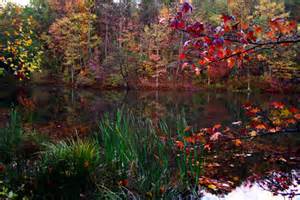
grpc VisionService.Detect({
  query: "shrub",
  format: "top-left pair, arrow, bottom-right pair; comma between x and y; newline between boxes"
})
39,138 -> 100,197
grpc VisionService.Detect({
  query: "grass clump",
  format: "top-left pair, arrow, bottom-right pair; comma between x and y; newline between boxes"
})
38,138 -> 100,198
40,138 -> 100,180
0,109 -> 23,162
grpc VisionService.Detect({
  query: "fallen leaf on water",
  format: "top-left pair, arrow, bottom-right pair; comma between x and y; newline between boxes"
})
213,124 -> 222,131
233,139 -> 242,147
249,130 -> 257,137
232,121 -> 242,125
278,157 -> 287,162
208,184 -> 217,190
210,132 -> 222,141
204,144 -> 211,151
207,162 -> 221,168
255,123 -> 267,130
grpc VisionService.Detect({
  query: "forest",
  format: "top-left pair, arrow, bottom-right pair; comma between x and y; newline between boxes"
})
0,0 -> 299,199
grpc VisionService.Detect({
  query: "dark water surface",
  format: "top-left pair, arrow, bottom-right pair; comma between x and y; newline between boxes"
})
0,86 -> 299,199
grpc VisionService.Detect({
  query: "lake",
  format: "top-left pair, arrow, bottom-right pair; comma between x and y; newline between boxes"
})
0,85 -> 299,199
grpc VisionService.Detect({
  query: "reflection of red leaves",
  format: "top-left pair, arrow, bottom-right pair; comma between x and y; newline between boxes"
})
286,118 -> 296,125
0,164 -> 5,173
249,107 -> 260,114
294,114 -> 300,120
271,101 -> 285,109
289,107 -> 298,114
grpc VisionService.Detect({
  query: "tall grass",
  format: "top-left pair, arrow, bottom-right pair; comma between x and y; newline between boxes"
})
0,109 -> 23,162
97,110 -> 205,199
97,110 -> 172,198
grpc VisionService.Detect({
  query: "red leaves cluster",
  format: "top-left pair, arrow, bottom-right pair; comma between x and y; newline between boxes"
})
172,101 -> 299,155
171,2 -> 299,76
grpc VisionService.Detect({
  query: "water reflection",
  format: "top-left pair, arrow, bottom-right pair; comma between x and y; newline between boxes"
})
0,86 -> 299,198
203,182 -> 300,200
1,86 -> 298,132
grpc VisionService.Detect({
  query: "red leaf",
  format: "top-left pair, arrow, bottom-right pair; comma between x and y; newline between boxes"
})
213,124 -> 222,130
118,179 -> 128,186
246,31 -> 256,41
221,14 -> 233,23
179,53 -> 186,60
254,25 -> 262,34
177,21 -> 185,29
176,141 -> 184,150
217,49 -> 224,58
255,123 -> 267,130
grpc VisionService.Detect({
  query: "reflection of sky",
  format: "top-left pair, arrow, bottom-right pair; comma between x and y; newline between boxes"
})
203,184 -> 300,200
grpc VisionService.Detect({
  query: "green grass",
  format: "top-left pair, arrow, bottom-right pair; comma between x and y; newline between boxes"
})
37,137 -> 101,198
0,109 -> 23,162
96,110 -> 205,199
40,137 -> 100,178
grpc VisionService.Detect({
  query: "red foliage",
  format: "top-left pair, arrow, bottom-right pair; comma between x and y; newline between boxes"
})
171,2 -> 300,75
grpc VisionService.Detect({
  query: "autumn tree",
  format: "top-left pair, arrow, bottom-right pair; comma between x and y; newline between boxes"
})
0,3 -> 43,79
46,12 -> 100,85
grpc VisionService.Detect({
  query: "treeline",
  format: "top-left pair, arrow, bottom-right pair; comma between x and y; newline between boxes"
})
0,0 -> 299,90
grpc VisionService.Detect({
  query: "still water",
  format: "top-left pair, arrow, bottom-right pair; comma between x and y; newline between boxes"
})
0,85 -> 299,199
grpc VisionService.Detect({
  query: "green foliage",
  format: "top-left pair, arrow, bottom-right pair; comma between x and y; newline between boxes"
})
250,0 -> 289,26
105,74 -> 124,87
0,181 -> 18,200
